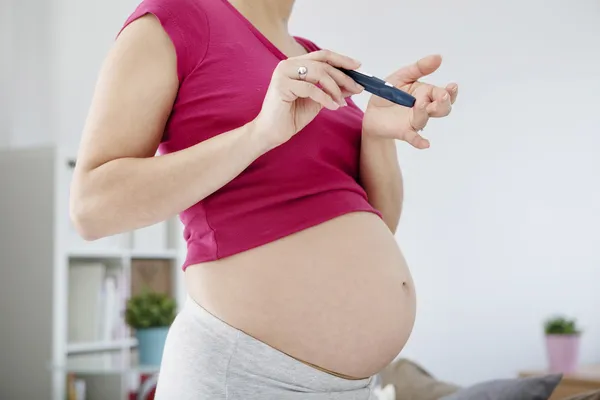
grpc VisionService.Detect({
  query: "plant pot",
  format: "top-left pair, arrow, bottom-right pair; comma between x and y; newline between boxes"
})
136,327 -> 169,367
545,334 -> 580,374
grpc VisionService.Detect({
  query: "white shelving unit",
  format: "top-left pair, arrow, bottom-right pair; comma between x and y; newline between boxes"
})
0,146 -> 187,400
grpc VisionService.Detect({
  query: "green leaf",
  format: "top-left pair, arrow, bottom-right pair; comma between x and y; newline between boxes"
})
125,290 -> 177,330
544,315 -> 581,335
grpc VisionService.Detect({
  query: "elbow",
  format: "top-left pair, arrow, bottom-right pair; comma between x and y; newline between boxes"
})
69,183 -> 107,241
70,198 -> 102,242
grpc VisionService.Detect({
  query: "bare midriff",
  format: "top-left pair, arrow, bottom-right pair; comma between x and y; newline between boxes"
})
185,211 -> 416,379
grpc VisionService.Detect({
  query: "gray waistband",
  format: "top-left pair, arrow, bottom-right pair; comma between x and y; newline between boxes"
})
181,296 -> 374,393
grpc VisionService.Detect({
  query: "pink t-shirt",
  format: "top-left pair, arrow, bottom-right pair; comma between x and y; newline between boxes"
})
121,0 -> 381,269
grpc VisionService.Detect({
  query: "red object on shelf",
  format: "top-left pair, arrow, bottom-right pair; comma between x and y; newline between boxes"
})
128,373 -> 158,400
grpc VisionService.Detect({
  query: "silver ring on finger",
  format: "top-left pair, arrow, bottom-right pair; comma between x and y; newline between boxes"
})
297,66 -> 308,81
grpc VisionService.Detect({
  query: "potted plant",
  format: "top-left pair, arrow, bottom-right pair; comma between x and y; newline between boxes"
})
544,316 -> 582,374
125,290 -> 177,367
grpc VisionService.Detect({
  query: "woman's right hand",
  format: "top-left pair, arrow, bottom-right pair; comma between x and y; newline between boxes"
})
252,50 -> 365,149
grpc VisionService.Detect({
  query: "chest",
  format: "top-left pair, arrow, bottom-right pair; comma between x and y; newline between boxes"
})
165,22 -> 365,174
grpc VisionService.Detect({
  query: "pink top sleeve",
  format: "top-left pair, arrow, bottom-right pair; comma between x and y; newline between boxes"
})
118,0 -> 210,82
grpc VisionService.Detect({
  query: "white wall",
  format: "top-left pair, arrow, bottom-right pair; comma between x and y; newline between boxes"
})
0,0 -> 13,147
52,0 -> 140,147
7,1 -> 55,148
4,0 -> 600,388
292,0 -> 600,386
0,0 -> 139,149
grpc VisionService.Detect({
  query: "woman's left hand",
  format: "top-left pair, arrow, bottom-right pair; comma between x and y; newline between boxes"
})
362,54 -> 458,149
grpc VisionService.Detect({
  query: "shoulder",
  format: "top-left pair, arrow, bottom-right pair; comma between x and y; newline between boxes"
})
121,0 -> 210,39
119,0 -> 212,81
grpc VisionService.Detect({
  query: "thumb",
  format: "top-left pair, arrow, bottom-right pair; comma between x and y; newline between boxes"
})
387,54 -> 443,86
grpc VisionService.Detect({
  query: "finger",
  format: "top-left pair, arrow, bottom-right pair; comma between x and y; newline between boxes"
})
305,62 -> 346,106
409,82 -> 438,105
410,99 -> 430,132
446,83 -> 459,104
323,64 -> 364,97
288,80 -> 339,111
427,102 -> 452,118
318,72 -> 345,106
431,85 -> 449,103
406,101 -> 432,148
412,83 -> 451,118
426,90 -> 452,118
403,129 -> 430,150
426,103 -> 451,118
303,49 -> 362,70
387,54 -> 442,85
283,61 -> 345,106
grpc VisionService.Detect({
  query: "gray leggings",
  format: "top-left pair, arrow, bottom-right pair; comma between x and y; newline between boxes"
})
154,297 -> 376,399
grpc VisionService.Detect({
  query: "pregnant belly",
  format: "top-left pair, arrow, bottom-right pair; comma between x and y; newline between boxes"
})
185,211 -> 416,379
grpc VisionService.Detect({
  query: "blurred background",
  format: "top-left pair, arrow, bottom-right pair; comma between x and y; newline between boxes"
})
1,0 -> 599,399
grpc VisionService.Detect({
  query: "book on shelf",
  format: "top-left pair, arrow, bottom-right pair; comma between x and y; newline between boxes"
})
68,261 -> 129,368
67,374 -> 86,400
66,374 -> 122,400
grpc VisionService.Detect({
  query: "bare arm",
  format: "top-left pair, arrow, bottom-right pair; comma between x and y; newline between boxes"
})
359,131 -> 403,233
70,15 -> 269,240
71,14 -> 364,241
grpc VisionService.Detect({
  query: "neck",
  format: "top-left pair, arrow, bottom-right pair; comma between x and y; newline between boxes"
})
229,0 -> 295,33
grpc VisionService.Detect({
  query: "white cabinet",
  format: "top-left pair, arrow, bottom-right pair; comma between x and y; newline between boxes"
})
0,146 -> 186,400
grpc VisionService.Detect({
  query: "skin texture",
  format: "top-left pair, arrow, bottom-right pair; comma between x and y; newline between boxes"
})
71,0 -> 458,379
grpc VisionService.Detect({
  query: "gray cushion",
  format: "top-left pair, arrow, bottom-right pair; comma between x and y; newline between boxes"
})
440,374 -> 562,400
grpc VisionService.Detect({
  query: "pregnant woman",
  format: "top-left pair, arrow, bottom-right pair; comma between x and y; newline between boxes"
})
70,0 -> 458,398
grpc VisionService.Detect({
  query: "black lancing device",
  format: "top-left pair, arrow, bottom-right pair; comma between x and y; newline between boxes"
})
337,68 -> 416,108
